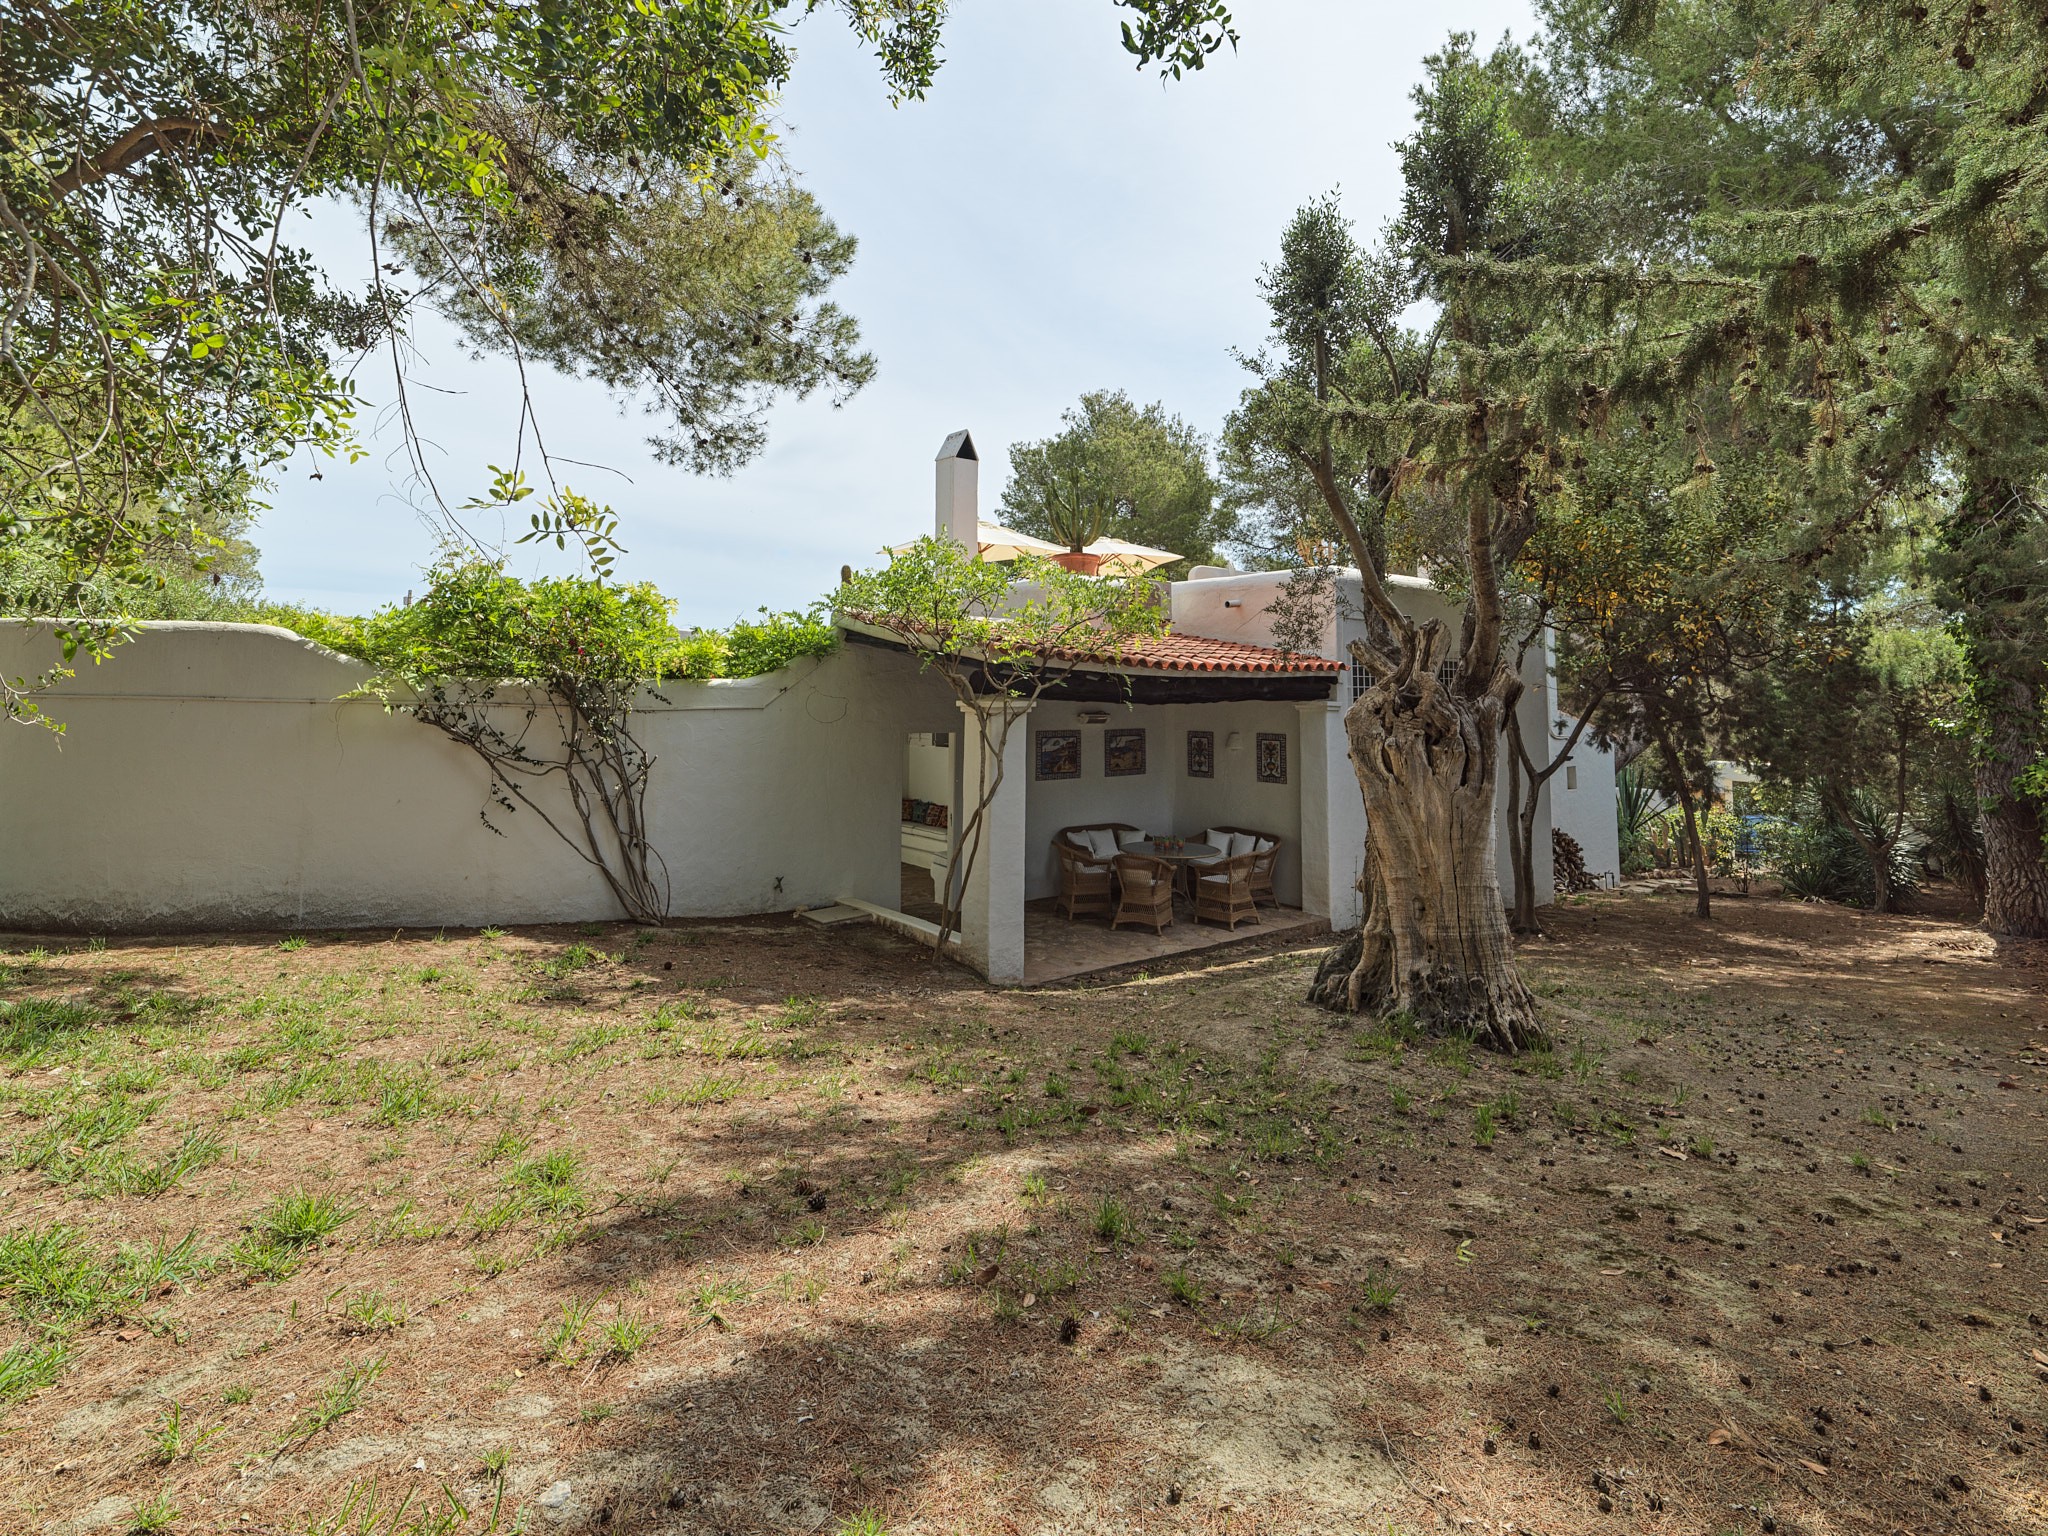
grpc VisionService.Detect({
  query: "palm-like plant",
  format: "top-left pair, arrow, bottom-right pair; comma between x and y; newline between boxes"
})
1614,765 -> 1669,875
1017,438 -> 1118,554
1919,782 -> 1986,911
1043,481 -> 1116,554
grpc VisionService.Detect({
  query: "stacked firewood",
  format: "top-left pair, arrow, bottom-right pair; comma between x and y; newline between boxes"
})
1553,828 -> 1598,893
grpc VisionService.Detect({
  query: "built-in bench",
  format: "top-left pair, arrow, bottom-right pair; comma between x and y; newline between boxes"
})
901,798 -> 951,884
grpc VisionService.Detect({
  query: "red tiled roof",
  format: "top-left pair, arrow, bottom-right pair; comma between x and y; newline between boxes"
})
1045,632 -> 1344,675
839,614 -> 1342,675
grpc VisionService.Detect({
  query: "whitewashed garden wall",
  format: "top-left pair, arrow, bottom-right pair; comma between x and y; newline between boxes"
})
0,621 -> 953,931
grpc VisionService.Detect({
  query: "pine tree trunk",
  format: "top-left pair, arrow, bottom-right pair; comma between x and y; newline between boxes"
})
1661,735 -> 1712,920
1941,477 -> 2047,938
1308,675 -> 1546,1052
1504,713 -> 1541,935
1980,692 -> 2048,939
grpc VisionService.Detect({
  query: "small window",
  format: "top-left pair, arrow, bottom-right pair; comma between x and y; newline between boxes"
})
1353,656 -> 1461,699
1565,765 -> 1578,791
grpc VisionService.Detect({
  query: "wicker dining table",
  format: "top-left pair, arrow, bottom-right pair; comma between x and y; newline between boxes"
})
1121,840 -> 1222,903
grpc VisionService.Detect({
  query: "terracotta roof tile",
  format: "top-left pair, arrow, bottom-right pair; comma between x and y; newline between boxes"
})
838,614 -> 1342,675
1046,632 -> 1343,675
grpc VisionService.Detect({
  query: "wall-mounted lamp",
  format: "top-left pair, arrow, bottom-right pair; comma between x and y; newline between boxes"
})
1225,731 -> 1245,751
1078,709 -> 1111,725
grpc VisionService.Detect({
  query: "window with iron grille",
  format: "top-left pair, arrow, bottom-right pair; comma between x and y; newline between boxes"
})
1351,655 -> 1459,701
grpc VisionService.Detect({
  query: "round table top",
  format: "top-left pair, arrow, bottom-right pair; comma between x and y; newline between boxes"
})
1124,840 -> 1220,862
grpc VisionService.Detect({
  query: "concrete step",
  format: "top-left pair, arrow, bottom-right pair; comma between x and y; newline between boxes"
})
795,903 -> 870,927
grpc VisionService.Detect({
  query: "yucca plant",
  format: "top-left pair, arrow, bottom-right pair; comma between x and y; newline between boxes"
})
1918,782 -> 1986,912
1777,790 -> 1920,910
1614,766 -> 1669,876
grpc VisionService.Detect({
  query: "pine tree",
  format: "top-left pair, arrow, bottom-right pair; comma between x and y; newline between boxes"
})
1482,0 -> 2048,935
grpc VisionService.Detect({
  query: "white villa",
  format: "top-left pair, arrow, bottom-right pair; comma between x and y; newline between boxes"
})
0,432 -> 1613,984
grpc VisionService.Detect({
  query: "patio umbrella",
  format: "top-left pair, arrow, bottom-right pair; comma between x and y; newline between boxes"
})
975,523 -> 1066,561
884,526 -> 1181,573
1082,535 -> 1181,574
884,522 -> 1065,562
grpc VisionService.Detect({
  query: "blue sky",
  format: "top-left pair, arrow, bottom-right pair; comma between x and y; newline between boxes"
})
262,0 -> 1536,627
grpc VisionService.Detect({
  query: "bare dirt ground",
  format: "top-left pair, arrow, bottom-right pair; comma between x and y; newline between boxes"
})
0,889 -> 2043,1536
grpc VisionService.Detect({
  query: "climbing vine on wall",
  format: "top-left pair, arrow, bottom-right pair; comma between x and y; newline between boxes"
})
349,554 -> 833,924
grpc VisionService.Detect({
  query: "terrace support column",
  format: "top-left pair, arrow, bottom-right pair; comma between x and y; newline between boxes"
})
1298,698 -> 1367,930
955,698 -> 1031,984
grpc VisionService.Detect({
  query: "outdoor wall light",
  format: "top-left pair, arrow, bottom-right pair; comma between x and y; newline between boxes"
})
1078,709 -> 1111,725
1226,731 -> 1245,750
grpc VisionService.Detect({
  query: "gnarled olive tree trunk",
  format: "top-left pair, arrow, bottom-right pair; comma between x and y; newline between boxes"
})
1309,643 -> 1546,1053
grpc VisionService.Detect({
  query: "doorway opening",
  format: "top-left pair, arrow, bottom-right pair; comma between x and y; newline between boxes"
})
900,731 -> 955,924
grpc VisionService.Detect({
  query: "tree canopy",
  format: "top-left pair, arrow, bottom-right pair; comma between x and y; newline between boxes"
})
1001,391 -> 1232,576
0,0 -> 1238,703
1464,0 -> 2048,935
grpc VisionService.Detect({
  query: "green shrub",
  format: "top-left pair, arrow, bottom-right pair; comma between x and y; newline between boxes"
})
1773,791 -> 1919,908
715,608 -> 838,677
248,604 -> 374,657
248,561 -> 834,684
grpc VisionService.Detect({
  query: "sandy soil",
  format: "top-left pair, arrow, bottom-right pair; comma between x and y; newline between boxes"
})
0,888 -> 2043,1536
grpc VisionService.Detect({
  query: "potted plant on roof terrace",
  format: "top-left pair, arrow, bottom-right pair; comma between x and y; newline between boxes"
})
1023,440 -> 1115,574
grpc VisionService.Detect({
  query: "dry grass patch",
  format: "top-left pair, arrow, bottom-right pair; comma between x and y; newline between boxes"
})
0,897 -> 2042,1534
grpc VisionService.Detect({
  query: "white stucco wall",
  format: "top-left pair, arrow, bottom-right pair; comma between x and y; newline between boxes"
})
1170,569 -> 1558,908
1019,698 -> 1307,907
3,576 -> 1601,951
904,735 -> 954,807
1549,717 -> 1622,886
0,621 -> 955,931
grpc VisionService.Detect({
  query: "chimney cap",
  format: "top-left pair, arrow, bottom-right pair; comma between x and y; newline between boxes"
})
936,429 -> 977,463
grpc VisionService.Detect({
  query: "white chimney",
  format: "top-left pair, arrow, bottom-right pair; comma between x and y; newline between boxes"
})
935,429 -> 978,550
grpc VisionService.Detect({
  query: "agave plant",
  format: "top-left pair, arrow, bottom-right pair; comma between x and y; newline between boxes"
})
1614,766 -> 1670,875
1776,789 -> 1921,909
1917,782 -> 1986,911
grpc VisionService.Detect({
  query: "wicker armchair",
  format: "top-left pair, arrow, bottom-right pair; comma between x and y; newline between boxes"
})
1054,823 -> 1141,860
1055,840 -> 1117,921
1052,823 -> 1140,922
1192,852 -> 1261,930
1207,826 -> 1281,906
1111,853 -> 1177,935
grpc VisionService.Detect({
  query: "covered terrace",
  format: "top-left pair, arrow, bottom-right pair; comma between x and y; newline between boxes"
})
840,623 -> 1359,984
